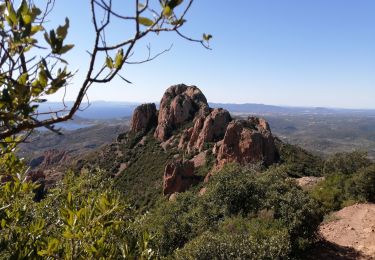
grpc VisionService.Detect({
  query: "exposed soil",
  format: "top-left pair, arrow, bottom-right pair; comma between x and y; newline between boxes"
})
308,204 -> 375,259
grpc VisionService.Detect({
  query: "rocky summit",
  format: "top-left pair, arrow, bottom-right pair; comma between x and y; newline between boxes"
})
129,84 -> 279,196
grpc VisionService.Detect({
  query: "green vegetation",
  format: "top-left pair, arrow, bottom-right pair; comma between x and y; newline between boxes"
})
276,141 -> 323,177
311,151 -> 375,212
0,146 -> 154,259
114,133 -> 175,211
136,164 -> 323,258
2,135 -> 375,258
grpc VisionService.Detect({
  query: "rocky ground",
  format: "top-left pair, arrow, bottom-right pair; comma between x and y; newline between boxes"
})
308,204 -> 375,259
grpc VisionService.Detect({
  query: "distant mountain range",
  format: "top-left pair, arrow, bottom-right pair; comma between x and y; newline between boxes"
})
38,101 -> 375,120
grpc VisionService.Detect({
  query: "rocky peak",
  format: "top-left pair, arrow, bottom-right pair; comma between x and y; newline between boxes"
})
128,84 -> 279,196
154,84 -> 210,141
130,103 -> 157,133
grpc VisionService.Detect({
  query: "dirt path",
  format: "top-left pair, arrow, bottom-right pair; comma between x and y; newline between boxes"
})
318,204 -> 375,259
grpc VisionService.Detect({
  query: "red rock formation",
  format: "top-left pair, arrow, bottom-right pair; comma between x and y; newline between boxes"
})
163,160 -> 202,196
130,103 -> 157,133
178,108 -> 232,152
155,84 -> 209,141
215,116 -> 278,169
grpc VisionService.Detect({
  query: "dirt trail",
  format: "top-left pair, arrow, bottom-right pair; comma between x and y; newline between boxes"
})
319,204 -> 375,259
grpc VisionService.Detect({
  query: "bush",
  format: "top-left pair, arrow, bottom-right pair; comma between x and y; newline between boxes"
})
138,164 -> 323,257
323,151 -> 372,175
0,150 -> 155,259
276,142 -> 323,177
175,218 -> 291,260
311,163 -> 375,212
351,165 -> 375,202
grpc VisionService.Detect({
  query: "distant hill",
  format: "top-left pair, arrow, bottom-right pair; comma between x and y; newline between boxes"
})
38,101 -> 375,121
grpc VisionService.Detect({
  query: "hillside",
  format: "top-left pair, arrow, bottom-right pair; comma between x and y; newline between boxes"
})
3,84 -> 375,259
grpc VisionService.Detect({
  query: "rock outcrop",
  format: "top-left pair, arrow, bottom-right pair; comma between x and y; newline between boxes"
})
129,84 -> 280,196
154,84 -> 210,141
179,108 -> 232,152
130,103 -> 157,133
215,116 -> 278,169
163,160 -> 201,196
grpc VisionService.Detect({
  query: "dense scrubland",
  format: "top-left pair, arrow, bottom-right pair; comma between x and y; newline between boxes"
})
1,126 -> 375,259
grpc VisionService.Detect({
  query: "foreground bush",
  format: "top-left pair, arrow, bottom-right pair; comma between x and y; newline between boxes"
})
139,164 -> 323,258
0,149 -> 154,259
311,165 -> 375,212
175,217 -> 291,260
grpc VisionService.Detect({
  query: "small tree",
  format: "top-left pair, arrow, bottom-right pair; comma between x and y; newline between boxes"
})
0,0 -> 211,148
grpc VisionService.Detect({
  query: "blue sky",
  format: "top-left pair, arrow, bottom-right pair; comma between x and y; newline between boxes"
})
45,0 -> 374,108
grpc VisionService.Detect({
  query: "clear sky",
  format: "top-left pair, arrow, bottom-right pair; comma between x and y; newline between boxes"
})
45,0 -> 375,108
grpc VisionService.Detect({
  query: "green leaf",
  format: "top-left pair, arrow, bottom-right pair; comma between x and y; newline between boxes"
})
44,32 -> 51,45
30,25 -> 43,35
38,69 -> 48,88
171,18 -> 186,26
21,14 -> 32,25
138,17 -> 154,27
47,238 -> 59,252
18,73 -> 28,85
67,191 -> 72,204
115,49 -> 124,68
56,18 -> 70,39
203,33 -> 213,41
6,2 -> 17,26
0,4 -> 6,15
18,0 -> 29,16
1,219 -> 6,228
106,56 -> 114,69
58,44 -> 74,54
167,0 -> 183,9
163,6 -> 172,17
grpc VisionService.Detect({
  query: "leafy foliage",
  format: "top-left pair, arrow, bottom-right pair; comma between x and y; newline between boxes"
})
311,152 -> 375,212
276,141 -> 323,177
137,164 -> 323,257
0,0 -> 74,139
323,151 -> 372,175
0,148 -> 155,259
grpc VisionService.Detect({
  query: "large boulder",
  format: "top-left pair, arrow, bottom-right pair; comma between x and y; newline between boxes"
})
154,84 -> 209,141
215,116 -> 278,169
130,103 -> 157,133
163,160 -> 202,196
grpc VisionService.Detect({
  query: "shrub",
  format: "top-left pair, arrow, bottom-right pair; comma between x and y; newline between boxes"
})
175,218 -> 291,260
138,164 -> 323,257
311,163 -> 375,212
0,150 -> 155,259
323,151 -> 372,175
276,142 -> 323,177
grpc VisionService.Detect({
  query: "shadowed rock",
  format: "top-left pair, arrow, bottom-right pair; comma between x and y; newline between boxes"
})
130,103 -> 158,133
163,160 -> 202,196
179,108 -> 232,152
